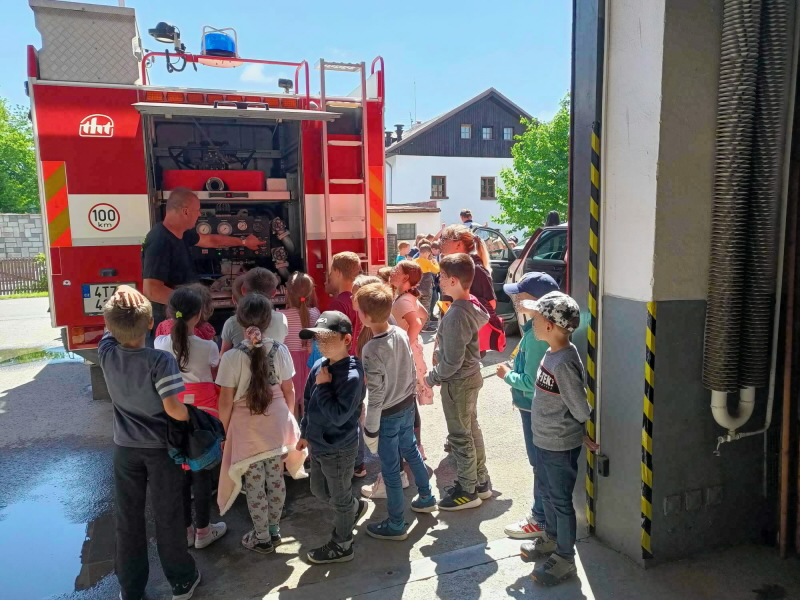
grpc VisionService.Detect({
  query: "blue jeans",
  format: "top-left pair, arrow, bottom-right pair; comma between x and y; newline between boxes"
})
378,404 -> 431,528
535,444 -> 581,559
519,409 -> 545,525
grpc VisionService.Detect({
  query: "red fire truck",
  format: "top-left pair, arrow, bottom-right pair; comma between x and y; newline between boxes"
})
26,0 -> 387,387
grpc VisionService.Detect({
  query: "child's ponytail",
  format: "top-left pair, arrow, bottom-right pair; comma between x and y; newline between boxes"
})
237,294 -> 274,415
286,272 -> 318,347
168,287 -> 203,372
394,260 -> 423,297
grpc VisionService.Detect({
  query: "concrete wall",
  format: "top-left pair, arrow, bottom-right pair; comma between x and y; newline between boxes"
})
386,155 -> 513,232
386,211 -> 442,242
601,0 -> 664,302
596,0 -> 768,567
0,214 -> 45,259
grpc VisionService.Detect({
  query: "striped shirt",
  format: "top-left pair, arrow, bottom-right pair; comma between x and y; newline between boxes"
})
279,307 -> 320,353
99,332 -> 186,449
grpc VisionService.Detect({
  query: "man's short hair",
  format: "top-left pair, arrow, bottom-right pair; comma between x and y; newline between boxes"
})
165,187 -> 198,212
103,296 -> 153,344
242,267 -> 279,297
418,243 -> 432,254
459,209 -> 473,219
354,282 -> 393,323
331,252 -> 362,281
440,253 -> 475,290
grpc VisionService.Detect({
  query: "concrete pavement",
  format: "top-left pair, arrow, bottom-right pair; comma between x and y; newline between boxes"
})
0,313 -> 798,599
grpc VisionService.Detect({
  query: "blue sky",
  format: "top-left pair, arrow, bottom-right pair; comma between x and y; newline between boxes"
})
2,0 -> 571,127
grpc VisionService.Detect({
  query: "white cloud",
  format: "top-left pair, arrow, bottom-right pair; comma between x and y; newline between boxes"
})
240,64 -> 275,84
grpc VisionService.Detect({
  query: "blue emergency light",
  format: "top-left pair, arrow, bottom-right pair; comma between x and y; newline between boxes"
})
199,27 -> 242,67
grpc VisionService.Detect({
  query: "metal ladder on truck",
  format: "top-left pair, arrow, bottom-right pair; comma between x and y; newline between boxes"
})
317,59 -> 372,272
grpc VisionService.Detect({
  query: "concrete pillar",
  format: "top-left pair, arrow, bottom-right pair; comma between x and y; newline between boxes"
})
595,0 -> 775,565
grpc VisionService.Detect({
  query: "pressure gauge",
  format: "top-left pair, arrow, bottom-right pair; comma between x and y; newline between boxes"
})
217,221 -> 233,235
196,222 -> 212,235
252,220 -> 264,233
237,220 -> 248,231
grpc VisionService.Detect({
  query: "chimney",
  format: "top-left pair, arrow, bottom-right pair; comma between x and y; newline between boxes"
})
395,123 -> 404,142
385,131 -> 394,147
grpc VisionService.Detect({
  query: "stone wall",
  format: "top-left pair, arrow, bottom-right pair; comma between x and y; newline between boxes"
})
0,214 -> 45,259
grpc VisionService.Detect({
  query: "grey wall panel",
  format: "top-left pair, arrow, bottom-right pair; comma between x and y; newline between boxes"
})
650,300 -> 763,562
596,295 -> 648,565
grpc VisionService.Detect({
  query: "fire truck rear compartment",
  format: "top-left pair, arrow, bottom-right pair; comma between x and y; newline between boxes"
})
146,116 -> 303,313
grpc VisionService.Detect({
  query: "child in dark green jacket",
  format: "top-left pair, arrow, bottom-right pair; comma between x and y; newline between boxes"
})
496,272 -> 559,540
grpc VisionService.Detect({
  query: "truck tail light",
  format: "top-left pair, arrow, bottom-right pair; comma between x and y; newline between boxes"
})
207,94 -> 224,103
145,91 -> 164,102
263,97 -> 280,108
186,93 -> 205,103
281,98 -> 298,109
69,325 -> 104,347
166,92 -> 185,103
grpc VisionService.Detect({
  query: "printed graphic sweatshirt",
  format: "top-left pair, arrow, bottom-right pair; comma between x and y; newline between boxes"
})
531,342 -> 591,451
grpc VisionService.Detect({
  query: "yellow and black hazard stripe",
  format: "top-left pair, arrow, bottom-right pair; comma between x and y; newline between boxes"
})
641,302 -> 656,559
585,123 -> 601,535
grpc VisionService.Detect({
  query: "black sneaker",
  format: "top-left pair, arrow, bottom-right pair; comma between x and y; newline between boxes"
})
307,540 -> 354,564
476,479 -> 493,500
271,533 -> 282,547
171,569 -> 201,600
354,498 -> 370,526
353,463 -> 367,478
438,482 -> 483,511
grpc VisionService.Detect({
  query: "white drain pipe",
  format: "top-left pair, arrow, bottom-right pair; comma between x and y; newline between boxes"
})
711,388 -> 756,436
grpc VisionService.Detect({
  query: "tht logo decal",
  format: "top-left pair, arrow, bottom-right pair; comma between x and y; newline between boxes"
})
79,114 -> 114,138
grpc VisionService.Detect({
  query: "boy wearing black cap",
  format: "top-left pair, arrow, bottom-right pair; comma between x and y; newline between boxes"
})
296,311 -> 369,564
516,292 -> 596,586
496,273 -> 560,542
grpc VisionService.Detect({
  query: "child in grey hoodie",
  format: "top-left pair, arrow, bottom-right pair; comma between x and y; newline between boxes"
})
516,291 -> 595,587
424,253 -> 491,511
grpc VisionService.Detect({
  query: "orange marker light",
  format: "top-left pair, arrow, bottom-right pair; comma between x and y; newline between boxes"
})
245,96 -> 262,103
144,91 -> 164,102
263,97 -> 280,108
166,92 -> 185,103
225,95 -> 244,102
207,94 -> 224,103
187,93 -> 205,104
281,98 -> 298,109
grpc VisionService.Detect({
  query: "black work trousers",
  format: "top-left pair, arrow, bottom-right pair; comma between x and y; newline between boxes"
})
114,445 -> 196,599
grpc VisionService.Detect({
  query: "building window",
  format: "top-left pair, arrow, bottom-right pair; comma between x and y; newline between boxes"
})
481,177 -> 496,199
461,124 -> 471,139
503,127 -> 514,140
482,127 -> 493,140
431,176 -> 447,199
396,223 -> 416,241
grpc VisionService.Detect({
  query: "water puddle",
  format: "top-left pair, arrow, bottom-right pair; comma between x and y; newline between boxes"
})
0,482 -> 114,599
0,346 -> 84,366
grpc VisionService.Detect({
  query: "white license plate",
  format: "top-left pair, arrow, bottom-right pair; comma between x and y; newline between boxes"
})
82,283 -> 136,316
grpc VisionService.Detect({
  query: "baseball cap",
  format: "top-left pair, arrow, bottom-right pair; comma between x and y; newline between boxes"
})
520,291 -> 581,332
299,310 -> 353,339
503,272 -> 559,298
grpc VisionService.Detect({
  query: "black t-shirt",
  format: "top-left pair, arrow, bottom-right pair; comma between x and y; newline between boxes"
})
442,253 -> 496,315
141,223 -> 200,320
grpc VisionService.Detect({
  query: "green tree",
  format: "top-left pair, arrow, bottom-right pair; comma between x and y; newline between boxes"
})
0,97 -> 39,214
495,94 -> 569,236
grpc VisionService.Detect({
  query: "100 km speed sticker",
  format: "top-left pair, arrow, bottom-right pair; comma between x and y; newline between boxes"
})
88,203 -> 120,231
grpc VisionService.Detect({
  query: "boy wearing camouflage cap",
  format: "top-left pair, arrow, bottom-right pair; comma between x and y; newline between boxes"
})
516,292 -> 597,586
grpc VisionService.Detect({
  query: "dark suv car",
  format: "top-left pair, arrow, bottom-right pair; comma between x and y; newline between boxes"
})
472,224 -> 568,335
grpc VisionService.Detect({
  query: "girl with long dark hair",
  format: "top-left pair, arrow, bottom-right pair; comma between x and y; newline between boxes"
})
154,286 -> 226,549
216,294 -> 307,555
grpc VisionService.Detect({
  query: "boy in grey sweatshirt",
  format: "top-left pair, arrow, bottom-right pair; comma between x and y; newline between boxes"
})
424,254 -> 491,511
355,283 -> 436,540
516,291 -> 595,587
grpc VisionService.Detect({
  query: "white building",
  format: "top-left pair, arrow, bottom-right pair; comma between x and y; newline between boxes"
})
385,88 -> 531,237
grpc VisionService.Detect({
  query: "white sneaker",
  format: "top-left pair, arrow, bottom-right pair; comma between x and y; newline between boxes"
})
194,522 -> 227,549
361,472 -> 410,499
187,526 -> 195,548
504,514 -> 546,539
